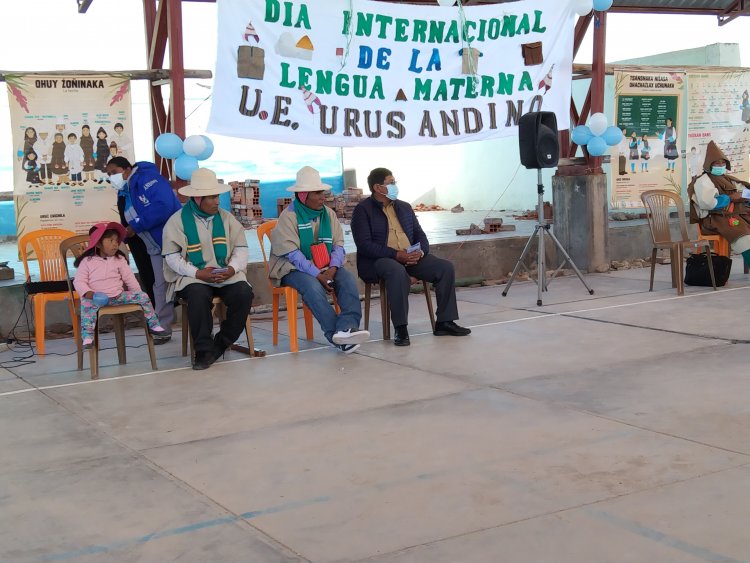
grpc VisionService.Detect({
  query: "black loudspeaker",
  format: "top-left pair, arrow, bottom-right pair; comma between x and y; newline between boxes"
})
518,111 -> 559,169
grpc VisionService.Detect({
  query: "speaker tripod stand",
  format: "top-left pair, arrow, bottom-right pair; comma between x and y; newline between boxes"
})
502,170 -> 594,306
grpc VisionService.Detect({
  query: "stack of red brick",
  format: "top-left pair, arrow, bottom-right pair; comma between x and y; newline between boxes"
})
326,187 -> 365,221
230,179 -> 264,228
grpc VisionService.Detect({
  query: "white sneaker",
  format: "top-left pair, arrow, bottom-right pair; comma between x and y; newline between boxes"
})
332,329 -> 370,345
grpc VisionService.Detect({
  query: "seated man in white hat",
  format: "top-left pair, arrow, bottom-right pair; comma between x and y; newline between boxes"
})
268,166 -> 369,353
162,168 -> 253,370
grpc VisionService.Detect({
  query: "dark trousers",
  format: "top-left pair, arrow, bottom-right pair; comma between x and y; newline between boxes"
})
374,254 -> 458,327
177,282 -> 253,353
118,196 -> 155,305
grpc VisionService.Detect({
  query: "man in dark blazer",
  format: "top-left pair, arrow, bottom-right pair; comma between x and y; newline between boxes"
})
351,167 -> 470,346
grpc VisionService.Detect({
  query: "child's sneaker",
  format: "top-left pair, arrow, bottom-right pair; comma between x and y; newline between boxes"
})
149,325 -> 166,335
82,337 -> 94,349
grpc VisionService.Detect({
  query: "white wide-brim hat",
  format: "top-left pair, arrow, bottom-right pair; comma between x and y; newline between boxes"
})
287,166 -> 331,193
178,168 -> 231,197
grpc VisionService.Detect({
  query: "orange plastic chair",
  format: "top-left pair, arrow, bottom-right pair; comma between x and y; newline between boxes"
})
257,220 -> 314,352
640,190 -> 716,295
696,223 -> 749,274
695,223 -> 729,257
19,228 -> 78,355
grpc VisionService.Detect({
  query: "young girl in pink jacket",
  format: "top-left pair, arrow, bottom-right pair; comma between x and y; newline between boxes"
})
73,222 -> 165,348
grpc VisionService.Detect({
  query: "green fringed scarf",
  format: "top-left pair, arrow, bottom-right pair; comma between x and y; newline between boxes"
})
181,199 -> 227,269
294,198 -> 332,259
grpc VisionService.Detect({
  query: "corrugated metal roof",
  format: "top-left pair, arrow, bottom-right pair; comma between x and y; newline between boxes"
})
376,0 -> 748,18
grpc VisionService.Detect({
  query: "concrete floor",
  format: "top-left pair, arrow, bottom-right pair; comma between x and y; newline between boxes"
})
2,261 -> 750,562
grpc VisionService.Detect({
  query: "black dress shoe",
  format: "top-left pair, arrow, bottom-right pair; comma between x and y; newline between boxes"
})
212,334 -> 229,362
192,351 -> 215,370
394,325 -> 410,346
433,320 -> 471,336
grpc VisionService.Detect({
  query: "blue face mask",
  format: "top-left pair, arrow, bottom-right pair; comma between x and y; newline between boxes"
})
711,166 -> 726,176
385,183 -> 399,201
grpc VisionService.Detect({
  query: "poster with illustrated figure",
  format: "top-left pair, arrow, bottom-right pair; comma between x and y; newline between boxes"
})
209,0 -> 575,146
686,71 -> 750,184
6,74 -> 133,240
611,70 -> 685,208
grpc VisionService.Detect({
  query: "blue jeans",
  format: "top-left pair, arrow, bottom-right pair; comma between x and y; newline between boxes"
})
282,268 -> 362,343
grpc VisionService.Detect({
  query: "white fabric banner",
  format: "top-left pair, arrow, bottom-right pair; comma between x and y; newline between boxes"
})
208,0 -> 575,147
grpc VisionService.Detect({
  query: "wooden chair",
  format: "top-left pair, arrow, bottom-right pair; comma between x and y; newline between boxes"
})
19,228 -> 78,355
179,297 -> 255,359
363,279 -> 435,340
61,235 -> 157,379
696,223 -> 749,274
257,220 -> 314,353
641,190 -> 716,295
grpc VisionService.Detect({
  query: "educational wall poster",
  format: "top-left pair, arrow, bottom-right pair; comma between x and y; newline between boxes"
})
209,0 -> 576,146
611,70 -> 685,208
6,73 -> 131,240
686,71 -> 750,183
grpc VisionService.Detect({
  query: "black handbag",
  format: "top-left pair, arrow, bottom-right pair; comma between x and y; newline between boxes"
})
684,253 -> 732,287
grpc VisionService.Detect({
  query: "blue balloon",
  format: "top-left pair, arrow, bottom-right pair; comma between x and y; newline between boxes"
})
587,136 -> 608,156
155,133 -> 184,159
174,154 -> 199,181
603,126 -> 624,146
196,136 -> 214,161
92,292 -> 109,307
593,0 -> 613,10
571,125 -> 593,146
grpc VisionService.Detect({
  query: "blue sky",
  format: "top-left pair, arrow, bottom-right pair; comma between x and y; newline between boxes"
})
2,0 -> 750,193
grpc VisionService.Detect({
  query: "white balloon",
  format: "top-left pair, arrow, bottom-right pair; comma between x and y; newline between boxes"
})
436,0 -> 456,5
588,113 -> 608,136
572,0 -> 593,16
183,135 -> 208,158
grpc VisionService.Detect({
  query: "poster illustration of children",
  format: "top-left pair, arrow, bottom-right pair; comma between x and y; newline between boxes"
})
33,131 -> 53,184
22,150 -> 41,185
94,127 -> 109,177
108,141 -> 119,163
80,124 -> 96,183
628,130 -> 640,174
51,132 -> 69,184
618,128 -> 628,175
661,117 -> 678,173
111,122 -> 134,162
740,90 -> 750,131
640,135 -> 650,172
65,133 -> 85,186
17,126 -> 37,162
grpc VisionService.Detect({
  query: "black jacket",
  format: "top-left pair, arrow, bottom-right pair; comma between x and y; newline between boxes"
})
351,196 -> 429,283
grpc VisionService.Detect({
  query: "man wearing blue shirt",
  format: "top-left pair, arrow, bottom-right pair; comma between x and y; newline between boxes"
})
106,157 -> 183,342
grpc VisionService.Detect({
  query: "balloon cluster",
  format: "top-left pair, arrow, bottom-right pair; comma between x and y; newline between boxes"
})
154,133 -> 214,181
572,0 -> 613,16
571,112 -> 623,157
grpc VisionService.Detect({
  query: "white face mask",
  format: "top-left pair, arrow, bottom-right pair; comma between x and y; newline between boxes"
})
109,172 -> 126,191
